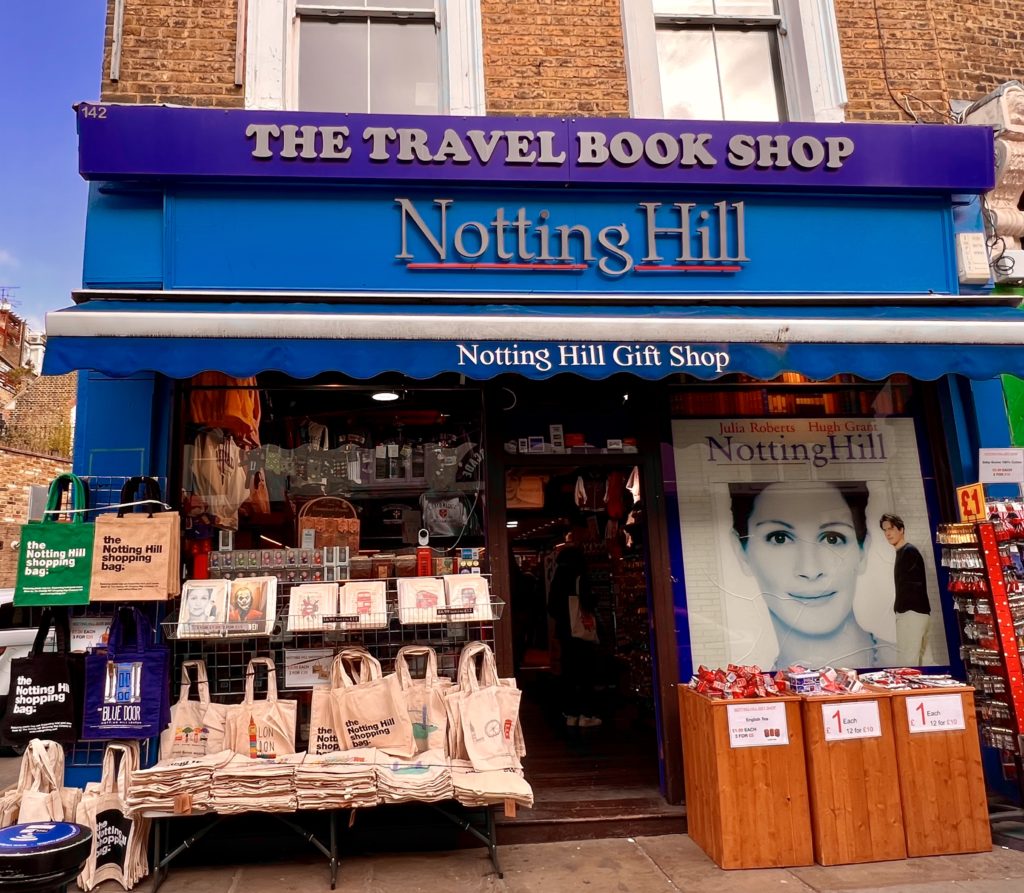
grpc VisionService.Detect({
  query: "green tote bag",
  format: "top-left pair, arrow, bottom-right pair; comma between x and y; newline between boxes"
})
14,473 -> 95,606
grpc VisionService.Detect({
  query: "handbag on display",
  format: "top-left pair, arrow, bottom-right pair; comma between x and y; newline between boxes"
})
14,473 -> 95,607
330,648 -> 415,757
0,739 -> 81,828
0,608 -> 84,745
160,660 -> 229,760
77,742 -> 149,891
91,476 -> 181,601
445,642 -> 524,772
307,651 -> 363,755
394,646 -> 452,755
224,658 -> 297,758
82,607 -> 171,741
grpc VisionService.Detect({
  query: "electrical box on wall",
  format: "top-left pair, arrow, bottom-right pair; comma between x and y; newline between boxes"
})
956,232 -> 992,285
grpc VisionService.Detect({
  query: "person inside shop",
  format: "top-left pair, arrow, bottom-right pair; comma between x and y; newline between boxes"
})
879,513 -> 931,665
548,521 -> 603,728
730,480 -> 897,670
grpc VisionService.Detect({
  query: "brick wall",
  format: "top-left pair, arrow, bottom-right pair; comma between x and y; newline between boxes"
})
837,1 -> 1024,122
480,0 -> 629,116
0,448 -> 72,587
100,0 -> 242,107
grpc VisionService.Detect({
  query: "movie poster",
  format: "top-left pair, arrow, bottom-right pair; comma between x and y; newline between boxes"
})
672,418 -> 949,671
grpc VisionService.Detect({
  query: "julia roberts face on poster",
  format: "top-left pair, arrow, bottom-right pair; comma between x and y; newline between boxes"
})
731,481 -> 870,639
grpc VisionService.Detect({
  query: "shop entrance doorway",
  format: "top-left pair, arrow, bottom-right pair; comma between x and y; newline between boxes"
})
498,462 -> 682,838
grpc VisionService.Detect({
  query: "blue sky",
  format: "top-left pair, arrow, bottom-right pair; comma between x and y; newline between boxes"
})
0,3 -> 107,332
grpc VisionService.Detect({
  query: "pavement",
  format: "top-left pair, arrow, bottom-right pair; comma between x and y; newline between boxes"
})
90,834 -> 1024,893
3,755 -> 1023,892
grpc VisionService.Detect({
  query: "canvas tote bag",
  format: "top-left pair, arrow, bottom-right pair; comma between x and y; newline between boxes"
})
0,739 -> 77,827
14,473 -> 95,607
160,660 -> 228,759
91,476 -> 181,601
77,742 -> 149,891
446,642 -> 525,770
330,648 -> 415,757
224,658 -> 297,758
307,652 -> 369,755
82,607 -> 171,740
395,646 -> 452,755
1,608 -> 83,745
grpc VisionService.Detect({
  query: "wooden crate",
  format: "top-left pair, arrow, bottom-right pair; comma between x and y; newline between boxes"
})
885,686 -> 991,857
801,692 -> 907,865
679,685 -> 813,869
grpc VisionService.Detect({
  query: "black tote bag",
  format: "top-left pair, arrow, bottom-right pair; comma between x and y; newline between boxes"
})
1,608 -> 84,744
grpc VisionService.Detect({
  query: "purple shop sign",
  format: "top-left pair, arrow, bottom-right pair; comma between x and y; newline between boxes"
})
76,103 -> 994,193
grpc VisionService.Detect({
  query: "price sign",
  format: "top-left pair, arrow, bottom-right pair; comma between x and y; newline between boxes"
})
979,448 -> 1024,483
727,701 -> 789,748
906,693 -> 966,733
956,483 -> 985,523
821,700 -> 882,741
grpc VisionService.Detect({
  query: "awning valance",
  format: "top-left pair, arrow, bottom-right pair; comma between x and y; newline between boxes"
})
42,299 -> 1024,382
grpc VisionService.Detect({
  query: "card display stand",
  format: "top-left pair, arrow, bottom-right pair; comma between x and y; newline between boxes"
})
800,692 -> 906,865
885,686 -> 991,857
678,686 -> 813,869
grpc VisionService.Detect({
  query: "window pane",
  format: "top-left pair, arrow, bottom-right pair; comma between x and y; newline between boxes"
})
311,1 -> 435,8
713,1 -> 777,15
298,19 -> 368,112
654,0 -> 713,14
369,20 -> 439,114
656,28 -> 722,120
716,29 -> 781,121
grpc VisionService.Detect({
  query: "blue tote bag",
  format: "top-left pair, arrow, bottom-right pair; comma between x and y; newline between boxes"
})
82,607 -> 171,740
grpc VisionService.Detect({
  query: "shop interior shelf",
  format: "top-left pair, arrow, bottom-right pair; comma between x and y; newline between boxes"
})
504,452 -> 640,468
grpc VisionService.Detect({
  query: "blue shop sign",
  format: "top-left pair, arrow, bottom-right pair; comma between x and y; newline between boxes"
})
85,185 -> 957,296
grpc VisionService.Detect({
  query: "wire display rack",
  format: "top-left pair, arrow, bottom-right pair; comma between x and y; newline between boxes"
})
166,576 -> 500,747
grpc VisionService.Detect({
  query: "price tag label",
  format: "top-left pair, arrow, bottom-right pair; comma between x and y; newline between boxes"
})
956,483 -> 985,523
821,700 -> 882,741
727,701 -> 789,748
906,693 -> 966,733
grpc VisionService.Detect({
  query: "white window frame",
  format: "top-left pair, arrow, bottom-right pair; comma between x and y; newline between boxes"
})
622,0 -> 847,123
244,0 -> 485,114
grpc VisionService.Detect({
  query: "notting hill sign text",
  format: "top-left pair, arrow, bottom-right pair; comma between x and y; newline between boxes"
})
394,198 -> 748,276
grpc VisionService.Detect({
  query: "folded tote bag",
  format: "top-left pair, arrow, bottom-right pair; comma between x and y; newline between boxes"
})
82,607 -> 171,740
14,473 -> 95,607
0,608 -> 83,745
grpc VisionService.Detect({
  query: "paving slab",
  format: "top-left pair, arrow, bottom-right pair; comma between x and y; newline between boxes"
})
789,847 -> 1024,892
633,834 -> 815,892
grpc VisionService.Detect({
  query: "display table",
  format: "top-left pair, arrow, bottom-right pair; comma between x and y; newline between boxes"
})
679,685 -> 813,869
882,685 -> 991,857
800,691 -> 906,865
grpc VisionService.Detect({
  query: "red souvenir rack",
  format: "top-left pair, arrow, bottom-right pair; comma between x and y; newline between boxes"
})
940,517 -> 1024,795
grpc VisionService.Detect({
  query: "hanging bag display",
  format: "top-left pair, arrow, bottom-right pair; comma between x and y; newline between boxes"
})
77,742 -> 149,891
307,652 -> 363,755
394,646 -> 452,755
82,607 -> 171,740
446,642 -> 525,771
224,658 -> 297,758
0,609 -> 83,745
14,473 -> 95,607
160,660 -> 228,760
91,477 -> 181,601
330,648 -> 415,757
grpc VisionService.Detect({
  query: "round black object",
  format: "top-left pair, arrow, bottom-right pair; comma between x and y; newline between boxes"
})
0,822 -> 92,893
